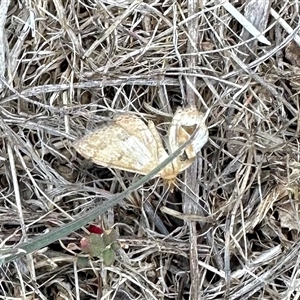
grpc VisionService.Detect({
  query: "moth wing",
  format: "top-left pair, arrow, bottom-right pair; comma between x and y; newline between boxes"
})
73,115 -> 166,176
167,106 -> 209,173
114,115 -> 170,173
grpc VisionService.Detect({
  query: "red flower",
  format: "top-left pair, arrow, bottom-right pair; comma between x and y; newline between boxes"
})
88,224 -> 104,235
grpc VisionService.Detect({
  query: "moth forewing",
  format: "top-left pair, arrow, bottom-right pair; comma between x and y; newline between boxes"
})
168,106 -> 208,158
73,115 -> 163,176
190,125 -> 209,154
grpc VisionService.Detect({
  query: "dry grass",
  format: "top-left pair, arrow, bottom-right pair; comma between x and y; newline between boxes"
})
1,0 -> 300,299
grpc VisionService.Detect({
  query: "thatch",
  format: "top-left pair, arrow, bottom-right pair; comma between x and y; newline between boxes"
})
1,0 -> 300,299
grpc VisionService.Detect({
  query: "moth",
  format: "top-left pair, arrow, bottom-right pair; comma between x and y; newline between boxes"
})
74,106 -> 209,185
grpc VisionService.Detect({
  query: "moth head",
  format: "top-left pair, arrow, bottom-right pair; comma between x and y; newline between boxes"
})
164,178 -> 177,193
159,156 -> 193,192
